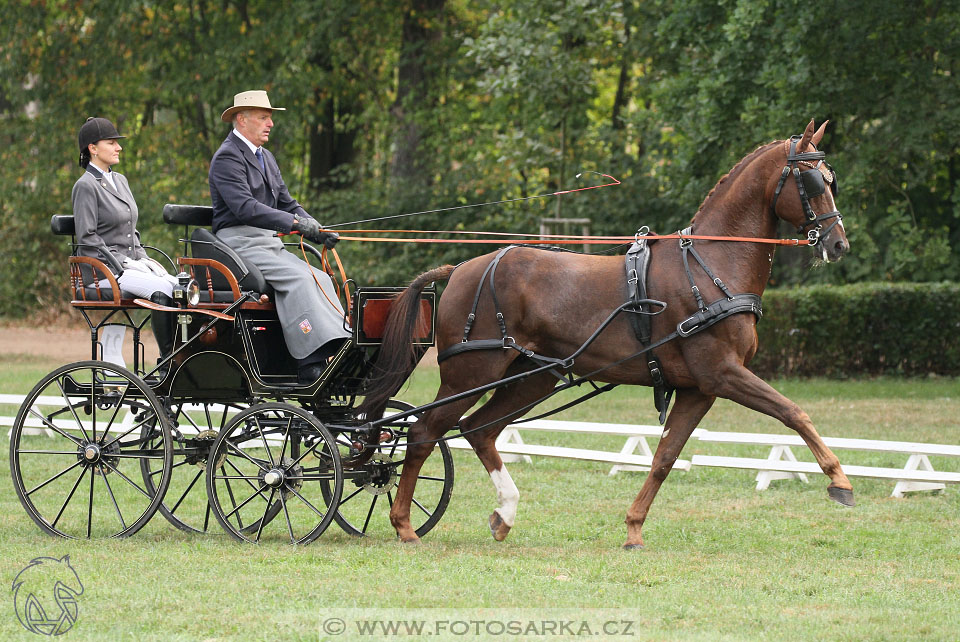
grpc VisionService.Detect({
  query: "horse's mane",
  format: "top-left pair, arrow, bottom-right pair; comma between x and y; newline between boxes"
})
691,140 -> 781,223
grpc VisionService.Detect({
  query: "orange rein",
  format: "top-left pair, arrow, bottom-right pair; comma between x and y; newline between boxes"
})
334,229 -> 813,246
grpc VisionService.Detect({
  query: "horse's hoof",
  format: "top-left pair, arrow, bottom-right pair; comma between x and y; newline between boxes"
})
489,512 -> 511,542
828,486 -> 855,507
622,542 -> 644,551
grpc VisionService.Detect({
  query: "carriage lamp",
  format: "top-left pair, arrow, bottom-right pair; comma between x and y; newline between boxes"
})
173,272 -> 200,307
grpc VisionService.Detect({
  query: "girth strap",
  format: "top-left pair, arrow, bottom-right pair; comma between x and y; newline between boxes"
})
625,230 -> 673,424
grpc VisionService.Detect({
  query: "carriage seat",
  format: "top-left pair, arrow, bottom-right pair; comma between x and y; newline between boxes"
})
51,214 -> 137,305
163,204 -> 274,303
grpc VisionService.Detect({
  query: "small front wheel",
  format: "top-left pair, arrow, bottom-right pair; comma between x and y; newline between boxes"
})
205,403 -> 342,544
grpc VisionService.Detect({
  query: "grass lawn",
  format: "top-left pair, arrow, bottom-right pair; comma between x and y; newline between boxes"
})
1,352 -> 959,641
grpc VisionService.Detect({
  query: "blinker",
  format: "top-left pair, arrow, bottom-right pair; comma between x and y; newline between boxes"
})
800,162 -> 837,199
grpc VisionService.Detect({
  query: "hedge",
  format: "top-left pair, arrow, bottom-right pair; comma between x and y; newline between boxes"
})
750,282 -> 960,378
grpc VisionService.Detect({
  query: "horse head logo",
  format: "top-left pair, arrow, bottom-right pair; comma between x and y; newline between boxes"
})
12,555 -> 84,636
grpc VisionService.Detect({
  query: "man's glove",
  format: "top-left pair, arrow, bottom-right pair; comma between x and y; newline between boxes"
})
291,216 -> 322,241
121,256 -> 150,273
317,231 -> 340,250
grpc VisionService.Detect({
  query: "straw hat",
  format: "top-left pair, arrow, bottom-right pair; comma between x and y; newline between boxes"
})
220,90 -> 286,122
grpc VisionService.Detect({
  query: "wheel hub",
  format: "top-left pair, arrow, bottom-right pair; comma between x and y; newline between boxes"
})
77,439 -> 119,474
264,469 -> 285,487
361,454 -> 398,496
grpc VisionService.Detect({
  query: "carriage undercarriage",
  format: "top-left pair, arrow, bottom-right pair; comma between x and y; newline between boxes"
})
9,204 -> 454,542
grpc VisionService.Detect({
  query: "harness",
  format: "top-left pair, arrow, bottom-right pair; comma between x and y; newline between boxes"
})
435,236 -> 763,425
771,136 -> 841,246
625,228 -> 672,423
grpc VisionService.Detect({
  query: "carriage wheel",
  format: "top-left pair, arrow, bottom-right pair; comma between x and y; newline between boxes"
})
205,403 -> 343,544
323,400 -> 454,538
141,401 -> 247,533
9,361 -> 172,539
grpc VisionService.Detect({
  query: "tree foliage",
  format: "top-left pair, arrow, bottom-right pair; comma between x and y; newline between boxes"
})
0,0 -> 957,317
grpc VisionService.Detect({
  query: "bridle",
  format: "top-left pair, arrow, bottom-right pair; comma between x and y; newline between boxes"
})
771,135 -> 841,246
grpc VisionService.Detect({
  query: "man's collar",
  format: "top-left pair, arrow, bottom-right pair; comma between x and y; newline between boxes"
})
232,128 -> 261,154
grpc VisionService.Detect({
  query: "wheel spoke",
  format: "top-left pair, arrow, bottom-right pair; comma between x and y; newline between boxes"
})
17,450 -> 84,456
279,489 -> 295,544
286,485 -> 328,520
221,469 -> 244,530
52,467 -> 87,529
338,486 -> 365,506
225,459 -> 272,499
27,408 -> 83,447
411,496 -> 433,519
55,376 -> 92,443
224,439 -> 270,471
100,380 -> 132,443
361,494 -> 379,533
255,417 -> 275,466
149,458 -> 191,478
254,488 -> 276,542
417,475 -> 446,482
99,413 -> 157,450
169,469 -> 204,515
101,468 -> 127,531
222,483 -> 269,521
25,460 -> 85,496
100,460 -> 153,499
89,366 -> 97,443
86,461 -> 95,538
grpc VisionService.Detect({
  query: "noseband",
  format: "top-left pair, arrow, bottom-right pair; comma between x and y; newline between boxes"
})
771,135 -> 841,246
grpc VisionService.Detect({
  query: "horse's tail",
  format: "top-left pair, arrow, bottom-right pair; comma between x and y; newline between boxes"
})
357,264 -> 456,420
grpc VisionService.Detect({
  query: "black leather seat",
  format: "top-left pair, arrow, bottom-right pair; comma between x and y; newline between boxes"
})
189,228 -> 273,301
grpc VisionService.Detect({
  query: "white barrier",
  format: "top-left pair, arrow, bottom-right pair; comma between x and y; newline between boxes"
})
4,394 -> 957,497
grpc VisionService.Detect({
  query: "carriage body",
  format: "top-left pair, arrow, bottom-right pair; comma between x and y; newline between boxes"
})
8,206 -> 451,542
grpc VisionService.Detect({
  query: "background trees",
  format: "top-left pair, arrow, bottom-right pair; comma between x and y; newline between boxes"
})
1,0 -> 956,316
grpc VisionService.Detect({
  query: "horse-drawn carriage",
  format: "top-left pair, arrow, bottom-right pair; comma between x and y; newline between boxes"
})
10,203 -> 453,543
12,120 -> 852,549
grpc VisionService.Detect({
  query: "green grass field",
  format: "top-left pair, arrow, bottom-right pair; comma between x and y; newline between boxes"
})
1,352 -> 959,641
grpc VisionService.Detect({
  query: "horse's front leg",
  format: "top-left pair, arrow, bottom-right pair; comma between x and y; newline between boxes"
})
624,388 -> 716,549
701,364 -> 854,505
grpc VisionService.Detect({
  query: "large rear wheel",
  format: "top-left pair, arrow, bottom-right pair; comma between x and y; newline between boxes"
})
9,361 -> 172,539
141,401 -> 247,533
325,400 -> 454,538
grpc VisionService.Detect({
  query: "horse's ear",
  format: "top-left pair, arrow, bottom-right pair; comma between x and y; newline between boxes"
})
797,118 -> 816,152
810,120 -> 829,147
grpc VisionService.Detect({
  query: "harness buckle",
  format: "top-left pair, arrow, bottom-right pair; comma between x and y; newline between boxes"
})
627,269 -> 638,285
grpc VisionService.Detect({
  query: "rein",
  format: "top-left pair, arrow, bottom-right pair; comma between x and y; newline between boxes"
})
334,231 -> 815,246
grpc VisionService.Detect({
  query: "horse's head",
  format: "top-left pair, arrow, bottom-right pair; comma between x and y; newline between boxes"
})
770,119 -> 849,262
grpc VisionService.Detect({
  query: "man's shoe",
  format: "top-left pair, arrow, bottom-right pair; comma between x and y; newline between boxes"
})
297,363 -> 327,385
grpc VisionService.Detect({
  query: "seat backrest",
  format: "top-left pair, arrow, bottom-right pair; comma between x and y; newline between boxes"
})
163,204 -> 213,227
190,228 -> 271,295
51,215 -> 75,236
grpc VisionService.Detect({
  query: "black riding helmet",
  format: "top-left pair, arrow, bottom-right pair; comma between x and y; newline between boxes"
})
77,117 -> 125,166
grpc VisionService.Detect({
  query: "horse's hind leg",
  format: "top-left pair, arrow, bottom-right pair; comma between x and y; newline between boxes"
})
389,388 -> 481,543
458,373 -> 558,541
701,364 -> 854,505
624,388 -> 716,549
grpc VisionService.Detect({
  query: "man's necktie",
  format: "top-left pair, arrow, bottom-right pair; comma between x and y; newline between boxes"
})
255,148 -> 265,173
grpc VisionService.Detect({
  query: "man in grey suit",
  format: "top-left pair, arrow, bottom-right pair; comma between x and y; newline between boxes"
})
209,90 -> 350,384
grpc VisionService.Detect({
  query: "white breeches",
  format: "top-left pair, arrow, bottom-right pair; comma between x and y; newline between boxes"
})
117,269 -> 179,298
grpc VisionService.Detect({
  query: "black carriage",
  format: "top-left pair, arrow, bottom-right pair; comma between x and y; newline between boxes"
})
9,205 -> 453,542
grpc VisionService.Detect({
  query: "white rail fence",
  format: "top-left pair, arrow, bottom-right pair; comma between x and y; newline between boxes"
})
4,395 -> 958,497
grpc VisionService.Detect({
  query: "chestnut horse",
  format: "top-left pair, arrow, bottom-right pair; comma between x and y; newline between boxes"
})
361,119 -> 851,548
